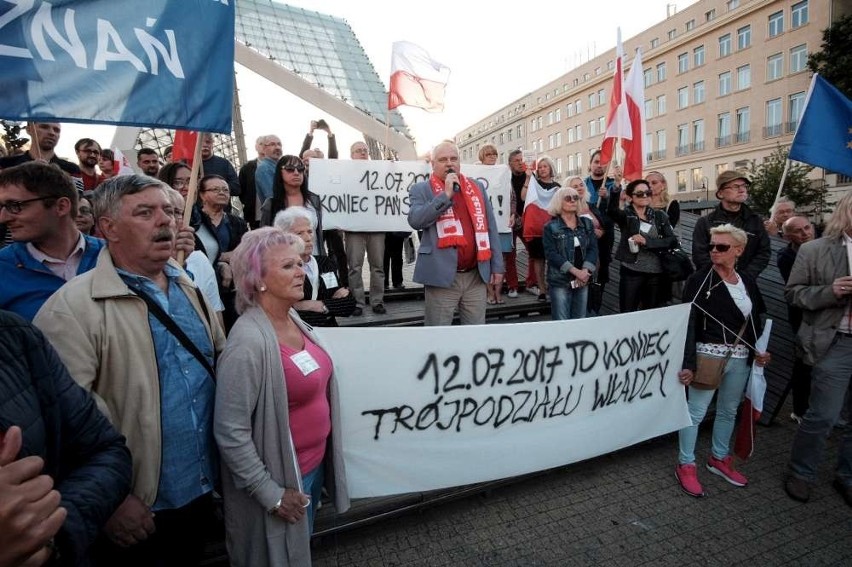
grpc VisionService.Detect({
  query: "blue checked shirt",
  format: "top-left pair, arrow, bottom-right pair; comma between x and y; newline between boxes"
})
118,264 -> 217,511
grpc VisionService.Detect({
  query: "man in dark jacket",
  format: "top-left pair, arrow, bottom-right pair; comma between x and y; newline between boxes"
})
692,171 -> 771,279
0,309 -> 131,566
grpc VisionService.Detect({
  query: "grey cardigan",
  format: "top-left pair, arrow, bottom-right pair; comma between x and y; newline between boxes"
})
214,307 -> 349,566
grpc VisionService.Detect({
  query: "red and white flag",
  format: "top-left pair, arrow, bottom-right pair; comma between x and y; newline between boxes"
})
601,38 -> 646,181
600,29 -> 627,166
172,130 -> 199,166
734,320 -> 773,460
112,148 -> 134,176
388,41 -> 450,112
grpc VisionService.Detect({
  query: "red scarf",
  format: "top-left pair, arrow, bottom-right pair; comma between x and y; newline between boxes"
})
429,173 -> 492,262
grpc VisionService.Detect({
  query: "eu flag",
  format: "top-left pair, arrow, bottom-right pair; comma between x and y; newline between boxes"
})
789,74 -> 852,177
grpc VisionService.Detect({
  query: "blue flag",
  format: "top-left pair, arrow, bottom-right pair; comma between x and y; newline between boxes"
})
0,1 -> 234,134
788,74 -> 852,177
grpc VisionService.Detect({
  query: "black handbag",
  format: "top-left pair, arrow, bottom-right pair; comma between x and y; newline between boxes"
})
658,248 -> 695,282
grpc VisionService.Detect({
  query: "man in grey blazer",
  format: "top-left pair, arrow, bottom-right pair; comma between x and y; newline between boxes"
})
784,191 -> 852,507
408,141 -> 504,326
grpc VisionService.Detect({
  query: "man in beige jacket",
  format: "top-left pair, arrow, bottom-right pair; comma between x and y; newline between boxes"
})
35,174 -> 226,566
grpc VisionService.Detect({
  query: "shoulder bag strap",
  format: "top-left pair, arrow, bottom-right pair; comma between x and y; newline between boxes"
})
132,286 -> 216,380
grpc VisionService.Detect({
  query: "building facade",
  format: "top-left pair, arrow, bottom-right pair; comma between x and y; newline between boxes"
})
456,0 -> 848,205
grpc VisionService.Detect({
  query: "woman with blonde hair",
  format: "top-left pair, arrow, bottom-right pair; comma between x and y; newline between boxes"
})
522,155 -> 560,302
647,171 -> 680,228
479,144 -> 517,304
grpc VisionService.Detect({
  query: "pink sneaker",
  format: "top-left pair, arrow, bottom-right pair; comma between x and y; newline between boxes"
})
675,463 -> 705,497
706,455 -> 748,487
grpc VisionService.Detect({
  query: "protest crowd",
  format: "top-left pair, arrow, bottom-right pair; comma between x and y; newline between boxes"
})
2,119 -> 851,567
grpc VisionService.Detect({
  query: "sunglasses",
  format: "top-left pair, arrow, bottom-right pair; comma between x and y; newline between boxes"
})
708,243 -> 732,252
283,165 -> 306,173
631,191 -> 651,198
563,195 -> 581,202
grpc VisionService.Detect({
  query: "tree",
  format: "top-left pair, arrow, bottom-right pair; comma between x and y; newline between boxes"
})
748,146 -> 828,218
808,14 -> 852,99
0,121 -> 28,158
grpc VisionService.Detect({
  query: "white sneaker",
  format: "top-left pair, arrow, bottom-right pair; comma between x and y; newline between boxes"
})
527,285 -> 540,296
507,289 -> 519,298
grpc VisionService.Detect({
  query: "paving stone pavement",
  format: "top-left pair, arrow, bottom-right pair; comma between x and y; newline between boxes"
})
311,407 -> 852,566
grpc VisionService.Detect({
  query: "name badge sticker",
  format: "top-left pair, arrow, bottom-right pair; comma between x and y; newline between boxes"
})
321,272 -> 338,288
290,350 -> 320,375
639,221 -> 653,234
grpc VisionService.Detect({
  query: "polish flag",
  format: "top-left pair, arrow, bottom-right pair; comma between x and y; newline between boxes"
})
734,320 -> 773,460
600,29 -> 627,166
601,41 -> 646,181
172,130 -> 198,165
112,148 -> 134,176
388,41 -> 450,112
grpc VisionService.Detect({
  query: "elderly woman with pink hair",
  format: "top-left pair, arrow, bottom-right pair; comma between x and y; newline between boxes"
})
213,228 -> 349,566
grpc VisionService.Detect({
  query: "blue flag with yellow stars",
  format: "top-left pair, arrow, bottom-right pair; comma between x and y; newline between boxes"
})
789,74 -> 852,178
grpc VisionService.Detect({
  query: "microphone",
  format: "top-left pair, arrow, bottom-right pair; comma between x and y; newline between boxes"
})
447,168 -> 460,193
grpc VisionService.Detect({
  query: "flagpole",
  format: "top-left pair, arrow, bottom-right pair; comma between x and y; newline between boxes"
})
772,158 -> 792,212
176,133 -> 204,265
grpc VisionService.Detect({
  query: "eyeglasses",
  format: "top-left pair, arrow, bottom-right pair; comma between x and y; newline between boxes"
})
708,243 -> 732,252
563,195 -> 581,202
631,191 -> 651,198
283,165 -> 306,173
79,148 -> 100,155
0,196 -> 55,215
172,178 -> 191,188
203,186 -> 230,194
723,182 -> 749,191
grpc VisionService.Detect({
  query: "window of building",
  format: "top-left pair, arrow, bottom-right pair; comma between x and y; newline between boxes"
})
576,100 -> 582,113
657,129 -> 667,152
668,29 -> 677,41
598,89 -> 605,105
588,93 -> 596,108
692,168 -> 704,192
556,158 -> 563,175
706,9 -> 716,22
517,125 -> 523,138
678,86 -> 689,109
737,64 -> 751,90
736,106 -> 750,143
657,94 -> 667,115
694,45 -> 705,67
568,154 -> 575,171
686,19 -> 695,32
792,1 -> 809,28
717,112 -> 731,146
719,33 -> 732,57
677,170 -> 687,192
737,25 -> 751,50
769,11 -> 784,37
645,132 -> 654,160
568,128 -> 575,143
765,98 -> 782,137
693,119 -> 705,151
789,91 -> 805,132
576,152 -> 582,169
589,119 -> 597,136
576,125 -> 582,141
693,80 -> 706,104
556,132 -> 562,147
547,111 -> 554,125
548,134 -> 554,150
790,44 -> 807,73
677,124 -> 689,155
530,119 -> 536,133
538,138 -> 543,151
650,38 -> 660,49
645,98 -> 654,118
583,73 -> 590,81
644,68 -> 653,87
599,116 -> 605,132
499,132 -> 505,145
719,71 -> 732,96
727,0 -> 740,9
767,53 -> 783,80
657,62 -> 667,82
716,163 -> 730,178
678,53 -> 689,73
567,103 -> 574,117
507,128 -> 513,141
555,108 -> 561,122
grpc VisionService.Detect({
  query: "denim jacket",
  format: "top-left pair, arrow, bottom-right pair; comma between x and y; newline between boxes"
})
543,215 -> 598,287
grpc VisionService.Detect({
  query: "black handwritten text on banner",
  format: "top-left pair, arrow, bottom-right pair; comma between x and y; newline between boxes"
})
316,304 -> 692,497
309,160 -> 513,232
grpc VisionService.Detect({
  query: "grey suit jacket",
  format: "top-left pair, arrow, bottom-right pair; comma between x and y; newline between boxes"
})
785,235 -> 850,365
408,179 -> 505,288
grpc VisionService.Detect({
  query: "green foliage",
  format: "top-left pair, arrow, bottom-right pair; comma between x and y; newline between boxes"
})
0,121 -> 28,157
748,146 -> 828,218
808,14 -> 852,98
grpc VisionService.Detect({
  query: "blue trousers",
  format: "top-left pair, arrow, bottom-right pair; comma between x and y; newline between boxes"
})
549,284 -> 588,320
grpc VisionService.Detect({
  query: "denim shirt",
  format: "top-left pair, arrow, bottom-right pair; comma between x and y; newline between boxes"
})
117,264 -> 217,511
543,216 -> 599,287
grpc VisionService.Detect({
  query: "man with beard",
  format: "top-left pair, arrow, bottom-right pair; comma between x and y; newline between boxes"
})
136,148 -> 161,177
74,138 -> 105,190
34,174 -> 226,566
0,122 -> 80,177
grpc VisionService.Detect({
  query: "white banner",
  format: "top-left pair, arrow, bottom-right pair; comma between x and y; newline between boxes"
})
316,304 -> 693,498
308,160 -> 513,233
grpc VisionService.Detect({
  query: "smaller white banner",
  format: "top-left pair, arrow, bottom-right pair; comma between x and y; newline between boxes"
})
317,304 -> 692,498
309,160 -> 513,233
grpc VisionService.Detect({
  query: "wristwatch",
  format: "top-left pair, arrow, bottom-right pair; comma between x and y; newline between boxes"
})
269,496 -> 282,514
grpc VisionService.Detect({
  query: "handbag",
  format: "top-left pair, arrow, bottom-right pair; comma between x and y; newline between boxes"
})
691,320 -> 748,390
658,248 -> 695,282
